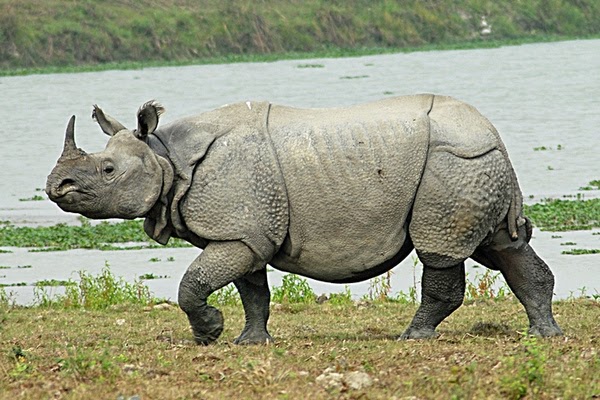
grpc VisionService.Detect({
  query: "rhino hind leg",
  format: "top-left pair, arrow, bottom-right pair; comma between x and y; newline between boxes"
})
178,241 -> 262,345
233,268 -> 274,344
472,224 -> 563,337
400,262 -> 465,339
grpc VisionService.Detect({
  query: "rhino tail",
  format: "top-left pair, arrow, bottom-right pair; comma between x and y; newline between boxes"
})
503,146 -> 524,241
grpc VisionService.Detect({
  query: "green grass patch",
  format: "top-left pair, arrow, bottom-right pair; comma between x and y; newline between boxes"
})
523,198 -> 600,231
0,218 -> 192,251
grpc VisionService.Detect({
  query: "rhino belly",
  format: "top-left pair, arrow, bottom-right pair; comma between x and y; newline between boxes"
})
268,97 -> 431,282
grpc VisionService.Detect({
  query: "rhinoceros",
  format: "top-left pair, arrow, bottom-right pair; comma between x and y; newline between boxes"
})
46,95 -> 563,344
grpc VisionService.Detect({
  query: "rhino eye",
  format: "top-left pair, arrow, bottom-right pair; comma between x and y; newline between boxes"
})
103,165 -> 115,174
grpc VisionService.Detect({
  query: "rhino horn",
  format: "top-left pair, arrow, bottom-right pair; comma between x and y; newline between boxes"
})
60,115 -> 85,159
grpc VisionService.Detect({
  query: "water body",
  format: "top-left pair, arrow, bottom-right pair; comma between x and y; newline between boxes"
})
1,39 -> 599,304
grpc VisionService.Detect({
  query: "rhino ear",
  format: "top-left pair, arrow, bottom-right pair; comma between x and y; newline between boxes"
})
92,104 -> 127,136
136,100 -> 165,140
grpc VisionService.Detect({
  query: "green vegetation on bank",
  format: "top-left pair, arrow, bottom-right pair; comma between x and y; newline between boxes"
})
523,198 -> 600,231
0,218 -> 191,251
1,0 -> 600,75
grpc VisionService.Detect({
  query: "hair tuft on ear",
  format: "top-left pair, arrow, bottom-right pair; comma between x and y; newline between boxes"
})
136,100 -> 165,140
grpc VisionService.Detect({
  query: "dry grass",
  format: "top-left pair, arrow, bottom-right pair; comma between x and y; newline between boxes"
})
1,298 -> 598,399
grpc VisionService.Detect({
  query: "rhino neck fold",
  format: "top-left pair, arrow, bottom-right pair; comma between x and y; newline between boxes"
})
143,151 -> 175,244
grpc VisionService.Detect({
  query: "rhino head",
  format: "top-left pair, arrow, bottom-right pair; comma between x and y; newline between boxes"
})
46,101 -> 173,220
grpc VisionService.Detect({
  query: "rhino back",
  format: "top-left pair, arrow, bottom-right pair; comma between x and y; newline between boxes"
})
268,95 -> 433,281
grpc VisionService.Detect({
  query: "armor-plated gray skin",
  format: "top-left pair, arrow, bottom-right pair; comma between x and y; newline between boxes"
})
46,95 -> 562,344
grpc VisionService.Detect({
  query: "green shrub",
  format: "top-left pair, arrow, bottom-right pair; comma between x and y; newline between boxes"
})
34,264 -> 155,309
271,274 -> 316,304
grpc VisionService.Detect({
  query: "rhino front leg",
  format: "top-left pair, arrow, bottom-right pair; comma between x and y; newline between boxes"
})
178,241 -> 262,345
400,262 -> 465,339
233,268 -> 273,344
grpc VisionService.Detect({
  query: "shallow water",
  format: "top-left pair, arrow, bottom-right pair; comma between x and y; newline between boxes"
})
1,39 -> 599,304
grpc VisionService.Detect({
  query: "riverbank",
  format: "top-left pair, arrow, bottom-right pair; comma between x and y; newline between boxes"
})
1,0 -> 599,75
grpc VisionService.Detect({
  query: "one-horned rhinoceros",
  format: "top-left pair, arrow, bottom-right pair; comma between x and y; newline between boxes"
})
46,95 -> 563,344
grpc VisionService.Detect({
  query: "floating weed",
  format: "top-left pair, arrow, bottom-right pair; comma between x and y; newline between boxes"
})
166,256 -> 175,262
149,257 -> 161,262
139,273 -> 169,280
383,91 -> 394,95
533,145 -> 562,151
561,248 -> 600,255
523,198 -> 600,231
0,266 -> 11,269
296,63 -> 324,68
0,282 -> 27,287
0,219 -> 192,250
578,179 -> 600,191
0,250 -> 12,254
560,242 -> 577,246
18,195 -> 45,202
340,75 -> 369,79
34,279 -> 74,287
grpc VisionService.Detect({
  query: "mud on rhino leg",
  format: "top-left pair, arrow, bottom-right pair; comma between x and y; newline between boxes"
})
233,268 -> 273,345
472,228 -> 562,337
178,241 -> 262,345
400,262 -> 465,339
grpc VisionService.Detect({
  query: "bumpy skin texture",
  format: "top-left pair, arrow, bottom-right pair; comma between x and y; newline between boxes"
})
45,95 -> 563,345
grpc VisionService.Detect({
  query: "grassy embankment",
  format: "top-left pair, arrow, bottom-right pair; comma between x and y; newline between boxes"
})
1,0 -> 600,76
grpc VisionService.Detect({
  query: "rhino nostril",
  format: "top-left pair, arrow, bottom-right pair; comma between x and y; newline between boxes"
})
59,178 -> 75,187
57,178 -> 77,194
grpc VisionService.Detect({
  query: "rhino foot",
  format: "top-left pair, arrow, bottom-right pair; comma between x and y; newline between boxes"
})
529,322 -> 563,337
398,327 -> 439,340
233,330 -> 274,345
189,306 -> 224,345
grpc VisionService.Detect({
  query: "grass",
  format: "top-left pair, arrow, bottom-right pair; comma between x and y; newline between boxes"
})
0,266 -> 598,398
1,0 -> 600,75
0,297 -> 598,398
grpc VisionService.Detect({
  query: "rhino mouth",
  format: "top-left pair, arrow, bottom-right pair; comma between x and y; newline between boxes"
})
48,179 -> 93,203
